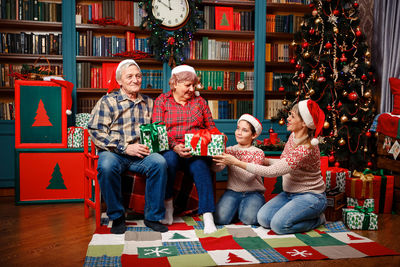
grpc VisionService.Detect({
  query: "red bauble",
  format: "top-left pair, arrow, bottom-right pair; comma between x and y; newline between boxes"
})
289,58 -> 296,64
325,42 -> 332,49
295,64 -> 302,70
327,105 -> 332,111
367,161 -> 373,167
299,73 -> 306,79
348,92 -> 358,101
317,76 -> 326,83
269,128 -> 274,133
309,28 -> 315,35
328,155 -> 335,163
361,74 -> 367,80
340,53 -> 347,62
309,3 -> 315,8
302,42 -> 309,48
333,9 -> 340,16
337,101 -> 343,108
279,86 -> 285,92
334,161 -> 340,167
312,9 -> 318,16
366,131 -> 372,137
356,30 -> 362,37
354,2 -> 359,8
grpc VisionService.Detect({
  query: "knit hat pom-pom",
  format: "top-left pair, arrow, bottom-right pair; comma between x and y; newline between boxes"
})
311,138 -> 319,146
66,109 -> 72,115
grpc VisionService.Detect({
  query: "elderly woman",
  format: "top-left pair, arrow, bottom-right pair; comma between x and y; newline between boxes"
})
152,65 -> 217,234
213,99 -> 327,234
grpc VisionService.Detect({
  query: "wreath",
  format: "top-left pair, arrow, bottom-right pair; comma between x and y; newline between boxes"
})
139,0 -> 203,67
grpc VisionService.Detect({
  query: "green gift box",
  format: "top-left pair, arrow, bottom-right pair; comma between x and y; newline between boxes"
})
343,206 -> 378,230
67,126 -> 85,148
347,197 -> 375,210
140,122 -> 169,153
185,129 -> 225,156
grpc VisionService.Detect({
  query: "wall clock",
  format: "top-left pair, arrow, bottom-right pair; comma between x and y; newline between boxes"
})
151,0 -> 190,29
140,0 -> 202,67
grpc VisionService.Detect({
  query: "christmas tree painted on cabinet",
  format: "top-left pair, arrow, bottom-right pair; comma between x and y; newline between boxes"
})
278,0 -> 376,171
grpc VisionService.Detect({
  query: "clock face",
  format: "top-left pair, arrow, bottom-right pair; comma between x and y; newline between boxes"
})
151,0 -> 189,28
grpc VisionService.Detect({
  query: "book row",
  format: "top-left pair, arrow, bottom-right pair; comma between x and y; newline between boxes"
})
184,38 -> 255,62
76,62 -> 163,90
196,70 -> 254,92
265,43 -> 295,62
76,1 -> 142,26
0,32 -> 62,55
0,63 -> 63,87
208,100 -> 253,120
76,31 -> 151,57
203,6 -> 254,31
265,72 -> 296,92
0,101 -> 14,120
0,0 -> 61,21
267,0 -> 311,3
266,14 -> 303,33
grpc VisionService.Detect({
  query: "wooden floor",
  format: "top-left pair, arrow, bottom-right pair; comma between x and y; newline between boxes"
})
0,195 -> 400,267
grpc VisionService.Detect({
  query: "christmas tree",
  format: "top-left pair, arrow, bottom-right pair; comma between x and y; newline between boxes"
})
277,0 -> 376,171
46,163 -> 67,189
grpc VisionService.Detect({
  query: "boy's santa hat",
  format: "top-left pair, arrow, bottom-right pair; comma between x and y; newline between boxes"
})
298,99 -> 325,146
107,59 -> 141,94
238,114 -> 262,138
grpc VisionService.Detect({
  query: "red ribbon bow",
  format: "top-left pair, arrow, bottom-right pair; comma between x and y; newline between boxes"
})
190,128 -> 223,155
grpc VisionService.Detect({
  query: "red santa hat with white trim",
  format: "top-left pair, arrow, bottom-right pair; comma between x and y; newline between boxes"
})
238,114 -> 262,138
298,99 -> 325,146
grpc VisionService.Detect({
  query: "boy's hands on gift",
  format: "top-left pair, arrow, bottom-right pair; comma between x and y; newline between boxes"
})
174,144 -> 192,158
125,143 -> 150,158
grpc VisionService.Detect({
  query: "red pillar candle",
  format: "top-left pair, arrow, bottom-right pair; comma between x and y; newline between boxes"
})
270,133 -> 278,144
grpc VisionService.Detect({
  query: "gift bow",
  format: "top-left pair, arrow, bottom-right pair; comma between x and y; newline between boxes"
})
352,170 -> 374,198
190,128 -> 223,155
140,121 -> 164,152
355,205 -> 374,230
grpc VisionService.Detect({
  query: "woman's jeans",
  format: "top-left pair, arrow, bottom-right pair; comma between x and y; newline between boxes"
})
257,191 -> 327,234
97,151 -> 167,222
161,150 -> 215,214
215,189 -> 265,225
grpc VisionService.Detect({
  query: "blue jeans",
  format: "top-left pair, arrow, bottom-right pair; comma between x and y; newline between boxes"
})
161,150 -> 215,214
97,151 -> 167,222
257,191 -> 327,234
215,189 -> 265,225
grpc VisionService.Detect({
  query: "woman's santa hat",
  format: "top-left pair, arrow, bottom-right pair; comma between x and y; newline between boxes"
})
298,99 -> 325,146
238,114 -> 262,138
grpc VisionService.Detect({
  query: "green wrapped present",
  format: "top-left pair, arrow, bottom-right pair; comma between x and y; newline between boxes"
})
343,206 -> 378,230
75,113 -> 91,128
140,122 -> 169,153
67,126 -> 85,148
185,129 -> 225,156
347,197 -> 375,211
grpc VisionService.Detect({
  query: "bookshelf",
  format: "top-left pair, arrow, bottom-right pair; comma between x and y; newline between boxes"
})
264,2 -> 312,120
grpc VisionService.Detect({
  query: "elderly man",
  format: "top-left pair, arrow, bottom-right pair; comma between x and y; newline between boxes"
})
88,59 -> 168,234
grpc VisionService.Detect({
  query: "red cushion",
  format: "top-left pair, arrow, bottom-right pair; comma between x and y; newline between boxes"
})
390,77 -> 400,114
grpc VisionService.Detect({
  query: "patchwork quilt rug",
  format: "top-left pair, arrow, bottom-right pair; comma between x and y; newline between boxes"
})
84,215 -> 399,266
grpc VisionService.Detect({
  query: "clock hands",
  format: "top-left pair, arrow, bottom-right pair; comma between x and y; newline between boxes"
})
157,0 -> 171,10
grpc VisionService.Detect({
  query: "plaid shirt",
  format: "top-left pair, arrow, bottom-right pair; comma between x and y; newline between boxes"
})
88,90 -> 153,154
152,91 -> 216,148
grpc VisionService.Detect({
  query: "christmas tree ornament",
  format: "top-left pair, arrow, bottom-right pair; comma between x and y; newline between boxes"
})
282,99 -> 288,106
299,73 -> 306,79
312,9 -> 318,16
325,42 -> 332,49
364,147 -> 368,152
364,90 -> 372,98
309,28 -> 315,35
367,161 -> 373,167
356,30 -> 362,37
340,115 -> 349,123
352,117 -> 359,122
315,18 -> 322,24
342,90 -> 348,97
302,42 -> 309,48
324,121 -> 330,129
333,27 -> 339,33
289,58 -> 296,64
348,91 -> 358,101
354,2 -> 359,8
339,138 -> 346,146
278,85 -> 285,92
337,101 -> 343,108
335,161 -> 340,167
279,118 -> 285,126
333,10 -> 340,16
329,155 -> 335,162
296,64 -> 302,70
269,128 -> 274,133
327,105 -> 332,111
308,88 -> 315,95
365,50 -> 371,57
340,53 -> 347,62
317,76 -> 326,83
361,74 -> 367,80
365,131 -> 372,138
291,40 -> 297,46
365,60 -> 371,67
304,52 -> 311,58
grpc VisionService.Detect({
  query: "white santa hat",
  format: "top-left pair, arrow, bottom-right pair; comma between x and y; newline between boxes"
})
298,99 -> 325,146
171,65 -> 200,96
171,64 -> 196,75
238,114 -> 263,138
